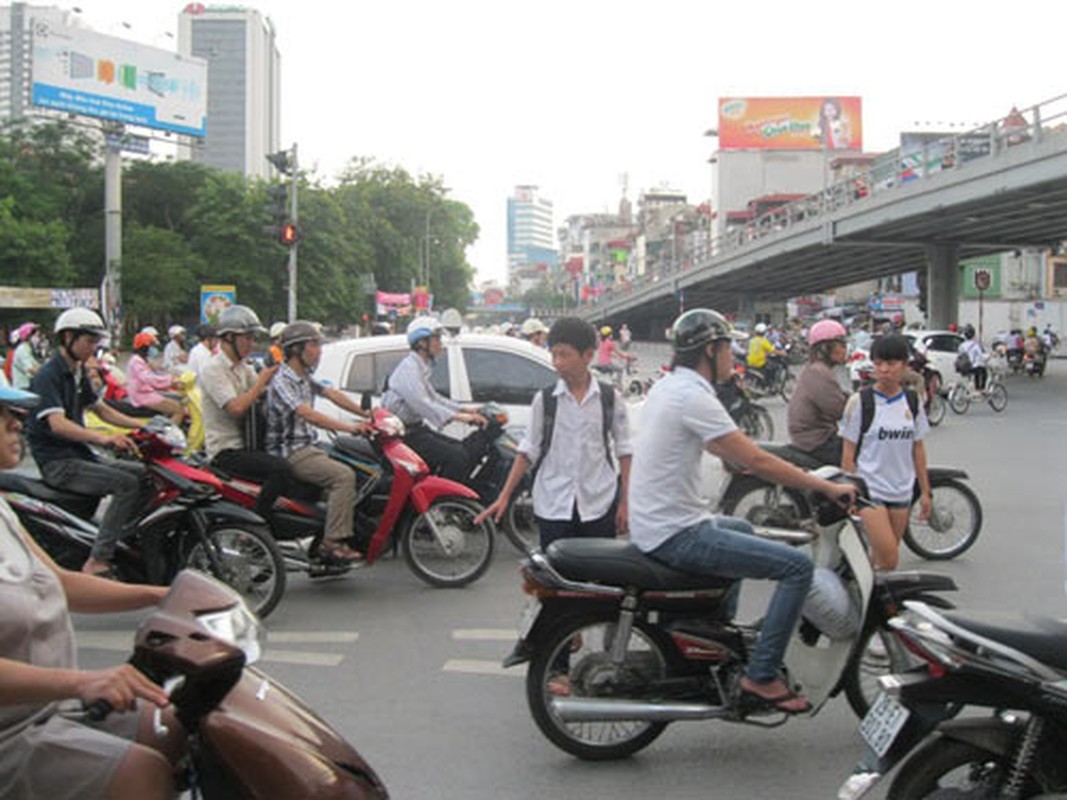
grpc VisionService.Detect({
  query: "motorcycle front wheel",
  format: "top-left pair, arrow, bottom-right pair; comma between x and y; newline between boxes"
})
904,478 -> 982,560
503,486 -> 538,554
184,524 -> 286,619
927,390 -> 946,427
841,627 -> 917,719
526,614 -> 674,760
887,735 -> 1041,799
738,404 -> 775,441
779,371 -> 796,402
402,496 -> 494,587
718,475 -> 809,528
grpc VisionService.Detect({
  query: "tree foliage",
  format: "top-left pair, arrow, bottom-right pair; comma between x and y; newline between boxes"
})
0,122 -> 481,339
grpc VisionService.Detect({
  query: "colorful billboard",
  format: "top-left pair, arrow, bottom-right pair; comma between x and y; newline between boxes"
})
200,285 -> 235,324
718,97 -> 862,151
32,23 -> 208,137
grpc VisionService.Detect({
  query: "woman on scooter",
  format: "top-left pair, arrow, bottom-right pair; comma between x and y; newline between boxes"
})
0,385 -> 178,800
840,334 -> 932,571
125,331 -> 184,425
786,319 -> 849,465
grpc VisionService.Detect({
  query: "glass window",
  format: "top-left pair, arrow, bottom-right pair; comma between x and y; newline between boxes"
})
463,347 -> 555,405
343,348 -> 406,393
925,334 -> 962,353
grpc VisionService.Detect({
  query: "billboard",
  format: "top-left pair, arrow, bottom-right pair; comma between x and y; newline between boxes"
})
32,22 -> 208,137
200,285 -> 235,324
718,97 -> 862,151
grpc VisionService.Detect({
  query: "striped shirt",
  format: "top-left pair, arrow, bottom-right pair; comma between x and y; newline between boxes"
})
265,362 -> 325,458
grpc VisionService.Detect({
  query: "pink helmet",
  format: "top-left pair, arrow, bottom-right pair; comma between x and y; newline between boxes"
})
15,322 -> 38,342
808,319 -> 847,346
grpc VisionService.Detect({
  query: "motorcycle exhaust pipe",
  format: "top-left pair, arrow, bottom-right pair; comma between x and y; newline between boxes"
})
553,698 -> 728,723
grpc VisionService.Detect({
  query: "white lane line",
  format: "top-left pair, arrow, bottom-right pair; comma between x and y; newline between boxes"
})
268,632 -> 359,644
442,659 -> 525,678
451,629 -> 518,641
76,632 -> 347,668
261,650 -> 344,667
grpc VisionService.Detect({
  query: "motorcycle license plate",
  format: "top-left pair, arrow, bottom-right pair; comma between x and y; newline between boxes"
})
859,693 -> 910,758
517,598 -> 542,639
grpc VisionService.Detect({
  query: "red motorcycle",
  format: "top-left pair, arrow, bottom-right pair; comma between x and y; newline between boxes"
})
176,408 -> 497,588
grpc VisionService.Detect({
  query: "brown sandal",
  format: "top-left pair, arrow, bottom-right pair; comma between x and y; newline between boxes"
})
319,541 -> 364,563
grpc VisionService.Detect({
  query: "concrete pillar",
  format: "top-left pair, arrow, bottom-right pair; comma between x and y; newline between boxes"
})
926,243 -> 960,330
736,292 -> 756,321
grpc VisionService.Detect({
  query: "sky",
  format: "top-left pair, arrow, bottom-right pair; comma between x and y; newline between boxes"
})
70,1 -> 1067,286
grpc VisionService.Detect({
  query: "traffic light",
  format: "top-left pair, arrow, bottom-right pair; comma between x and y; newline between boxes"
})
262,183 -> 291,242
266,149 -> 293,175
278,223 -> 300,247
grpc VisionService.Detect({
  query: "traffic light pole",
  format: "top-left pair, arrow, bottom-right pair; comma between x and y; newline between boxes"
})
287,143 -> 299,322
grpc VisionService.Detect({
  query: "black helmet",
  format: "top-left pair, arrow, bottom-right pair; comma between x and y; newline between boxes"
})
216,305 -> 266,336
280,321 -> 322,351
670,309 -> 746,352
962,324 -> 976,340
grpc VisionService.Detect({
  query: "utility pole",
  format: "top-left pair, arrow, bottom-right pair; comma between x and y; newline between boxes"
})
266,144 -> 299,321
103,124 -> 123,340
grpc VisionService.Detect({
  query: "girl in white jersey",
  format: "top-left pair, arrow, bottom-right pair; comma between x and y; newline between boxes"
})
840,334 -> 932,571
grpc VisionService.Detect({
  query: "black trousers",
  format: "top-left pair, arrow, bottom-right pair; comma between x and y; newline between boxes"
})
403,424 -> 472,483
213,449 -> 294,517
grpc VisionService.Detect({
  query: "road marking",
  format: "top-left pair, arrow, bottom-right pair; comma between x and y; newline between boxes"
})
268,632 -> 360,644
452,629 -> 517,641
261,650 -> 345,667
442,659 -> 525,678
76,631 -> 350,668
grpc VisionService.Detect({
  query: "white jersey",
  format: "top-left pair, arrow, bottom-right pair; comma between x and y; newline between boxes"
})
841,389 -> 928,503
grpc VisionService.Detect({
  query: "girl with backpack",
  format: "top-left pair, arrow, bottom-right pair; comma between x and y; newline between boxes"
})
840,334 -> 932,571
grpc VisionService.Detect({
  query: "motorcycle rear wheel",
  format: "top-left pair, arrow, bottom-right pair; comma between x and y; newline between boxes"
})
526,614 -> 674,760
887,736 -> 1038,799
184,524 -> 286,619
503,486 -> 538,554
402,496 -> 494,587
842,627 -> 918,719
739,405 -> 775,441
718,476 -> 809,528
904,478 -> 982,560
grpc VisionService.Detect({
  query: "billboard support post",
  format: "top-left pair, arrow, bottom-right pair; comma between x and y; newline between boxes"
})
104,131 -> 122,341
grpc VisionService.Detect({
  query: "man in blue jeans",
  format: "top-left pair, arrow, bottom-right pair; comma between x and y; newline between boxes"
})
629,309 -> 855,714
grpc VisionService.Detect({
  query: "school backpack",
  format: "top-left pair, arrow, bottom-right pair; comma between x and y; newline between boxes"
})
954,351 -> 973,375
855,386 -> 920,458
533,382 -> 615,472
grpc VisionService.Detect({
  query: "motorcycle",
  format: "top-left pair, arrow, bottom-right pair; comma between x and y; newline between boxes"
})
839,599 -> 1067,799
1025,349 -> 1047,378
74,569 -> 389,798
742,353 -> 796,401
503,468 -> 957,761
204,407 -> 496,588
717,443 -> 982,561
0,419 -> 286,618
716,373 -> 775,441
908,350 -> 945,427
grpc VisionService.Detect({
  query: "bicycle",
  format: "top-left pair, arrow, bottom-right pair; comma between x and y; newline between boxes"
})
947,368 -> 1007,414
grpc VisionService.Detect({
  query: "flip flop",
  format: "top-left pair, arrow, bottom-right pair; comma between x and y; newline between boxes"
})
318,541 -> 364,563
738,678 -> 812,714
547,674 -> 572,697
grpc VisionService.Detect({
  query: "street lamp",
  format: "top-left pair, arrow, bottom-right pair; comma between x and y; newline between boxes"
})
704,127 -> 719,252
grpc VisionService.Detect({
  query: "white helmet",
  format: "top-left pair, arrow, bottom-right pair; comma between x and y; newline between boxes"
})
269,322 -> 287,339
54,308 -> 107,336
521,318 -> 548,337
141,325 -> 160,337
168,324 -> 186,339
754,323 -> 768,335
406,316 -> 443,347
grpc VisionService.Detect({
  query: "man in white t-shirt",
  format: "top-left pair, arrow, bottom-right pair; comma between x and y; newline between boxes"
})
630,309 -> 855,716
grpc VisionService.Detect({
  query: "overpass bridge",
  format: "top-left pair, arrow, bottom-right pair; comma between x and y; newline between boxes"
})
574,94 -> 1067,337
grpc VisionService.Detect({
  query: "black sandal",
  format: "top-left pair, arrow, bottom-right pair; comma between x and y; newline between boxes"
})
738,678 -> 812,715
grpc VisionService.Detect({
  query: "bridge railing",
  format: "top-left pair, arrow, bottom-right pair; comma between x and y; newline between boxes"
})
572,93 -> 1067,315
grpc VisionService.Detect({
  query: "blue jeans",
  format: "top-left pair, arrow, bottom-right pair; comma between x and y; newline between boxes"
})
647,516 -> 813,683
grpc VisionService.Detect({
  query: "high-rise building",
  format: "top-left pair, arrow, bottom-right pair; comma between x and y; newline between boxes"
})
0,3 -> 86,122
507,185 -> 557,293
177,5 -> 280,179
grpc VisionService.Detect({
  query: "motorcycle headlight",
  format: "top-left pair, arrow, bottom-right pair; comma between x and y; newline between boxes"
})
196,603 -> 264,665
376,413 -> 405,438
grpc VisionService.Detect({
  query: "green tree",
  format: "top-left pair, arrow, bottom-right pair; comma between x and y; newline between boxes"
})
121,223 -> 205,332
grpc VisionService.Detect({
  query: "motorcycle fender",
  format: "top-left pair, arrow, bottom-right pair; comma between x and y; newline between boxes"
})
201,668 -> 388,798
199,500 -> 267,527
926,466 -> 970,482
932,716 -> 1023,758
410,475 -> 480,512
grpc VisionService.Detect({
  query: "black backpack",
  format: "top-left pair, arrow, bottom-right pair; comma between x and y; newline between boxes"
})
532,382 -> 616,473
855,386 -> 920,458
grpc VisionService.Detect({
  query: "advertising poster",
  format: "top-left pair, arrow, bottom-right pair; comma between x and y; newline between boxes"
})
718,97 -> 862,151
200,285 -> 235,324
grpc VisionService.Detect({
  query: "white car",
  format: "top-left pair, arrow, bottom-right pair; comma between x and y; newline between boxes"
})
904,330 -> 964,384
313,332 -> 555,437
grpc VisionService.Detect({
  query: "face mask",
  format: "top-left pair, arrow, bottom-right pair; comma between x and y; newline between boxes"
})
148,346 -> 160,358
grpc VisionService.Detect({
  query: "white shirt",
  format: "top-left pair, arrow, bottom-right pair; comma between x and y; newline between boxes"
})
162,340 -> 187,372
958,338 -> 986,368
517,377 -> 632,522
841,389 -> 929,503
629,368 -> 738,551
188,342 -> 214,378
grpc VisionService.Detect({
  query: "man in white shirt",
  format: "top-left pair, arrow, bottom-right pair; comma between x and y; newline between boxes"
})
476,317 -> 632,546
187,324 -> 217,379
629,308 -> 854,715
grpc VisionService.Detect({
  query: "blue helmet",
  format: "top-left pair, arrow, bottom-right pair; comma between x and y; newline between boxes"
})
406,316 -> 443,348
0,385 -> 40,415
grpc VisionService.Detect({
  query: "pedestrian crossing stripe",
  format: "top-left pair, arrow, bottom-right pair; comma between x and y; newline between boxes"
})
442,659 -> 525,677
451,629 -> 519,640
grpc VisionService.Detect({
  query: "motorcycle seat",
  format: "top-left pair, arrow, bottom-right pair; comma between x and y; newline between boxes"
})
0,472 -> 101,513
546,539 -> 735,592
333,435 -> 378,462
759,443 -> 824,470
944,611 -> 1067,673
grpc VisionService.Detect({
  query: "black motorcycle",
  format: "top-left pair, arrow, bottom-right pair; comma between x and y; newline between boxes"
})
839,600 -> 1067,799
716,373 -> 775,441
742,353 -> 796,401
717,443 -> 982,562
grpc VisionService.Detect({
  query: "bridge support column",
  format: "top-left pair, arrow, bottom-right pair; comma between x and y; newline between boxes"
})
926,243 -> 960,330
736,293 -> 756,320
